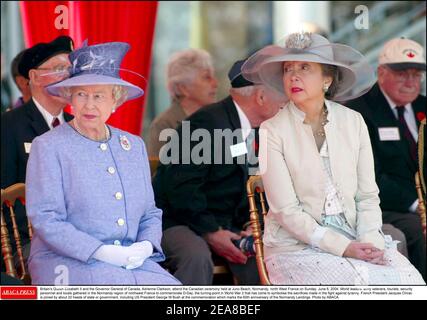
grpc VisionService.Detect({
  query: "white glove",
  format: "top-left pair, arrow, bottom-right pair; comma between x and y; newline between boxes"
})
125,241 -> 153,270
92,241 -> 153,269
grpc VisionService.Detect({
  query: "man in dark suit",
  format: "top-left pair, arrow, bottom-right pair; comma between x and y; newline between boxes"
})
9,49 -> 32,110
153,59 -> 286,284
346,37 -> 426,280
1,36 -> 74,250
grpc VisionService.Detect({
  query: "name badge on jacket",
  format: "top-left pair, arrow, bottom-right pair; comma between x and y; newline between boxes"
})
378,127 -> 400,141
24,142 -> 32,154
230,142 -> 248,158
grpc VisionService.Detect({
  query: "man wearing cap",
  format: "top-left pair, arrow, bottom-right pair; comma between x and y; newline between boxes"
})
153,59 -> 286,285
0,36 -> 74,253
1,35 -> 74,189
346,37 -> 426,280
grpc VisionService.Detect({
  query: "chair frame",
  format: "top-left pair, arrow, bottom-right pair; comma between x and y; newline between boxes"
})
415,173 -> 426,237
1,183 -> 32,282
416,118 -> 426,237
246,175 -> 271,285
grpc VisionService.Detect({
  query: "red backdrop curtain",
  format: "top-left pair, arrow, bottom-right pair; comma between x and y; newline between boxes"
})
19,1 -> 158,135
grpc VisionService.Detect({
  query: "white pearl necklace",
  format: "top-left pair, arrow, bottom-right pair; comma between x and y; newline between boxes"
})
73,120 -> 110,142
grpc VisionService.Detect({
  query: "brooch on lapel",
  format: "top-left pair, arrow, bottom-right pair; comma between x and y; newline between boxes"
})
120,135 -> 131,151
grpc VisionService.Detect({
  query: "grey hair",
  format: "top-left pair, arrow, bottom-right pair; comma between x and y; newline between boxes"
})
230,85 -> 257,97
112,85 -> 128,107
59,86 -> 72,99
321,64 -> 340,99
166,48 -> 214,100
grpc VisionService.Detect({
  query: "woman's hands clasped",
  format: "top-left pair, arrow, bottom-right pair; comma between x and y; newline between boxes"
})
343,241 -> 386,265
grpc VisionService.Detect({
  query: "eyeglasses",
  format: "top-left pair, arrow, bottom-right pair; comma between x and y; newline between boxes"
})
386,67 -> 425,83
72,91 -> 109,104
37,65 -> 70,78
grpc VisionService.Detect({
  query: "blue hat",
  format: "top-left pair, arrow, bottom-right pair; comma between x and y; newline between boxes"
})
46,40 -> 144,103
228,59 -> 254,88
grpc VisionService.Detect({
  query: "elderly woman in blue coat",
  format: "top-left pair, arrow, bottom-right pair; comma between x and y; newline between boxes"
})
25,40 -> 180,285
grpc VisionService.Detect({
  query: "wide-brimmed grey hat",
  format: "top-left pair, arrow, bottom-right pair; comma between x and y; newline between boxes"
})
241,32 -> 376,101
46,40 -> 144,105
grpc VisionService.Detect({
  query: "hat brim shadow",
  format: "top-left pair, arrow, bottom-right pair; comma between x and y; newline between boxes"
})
46,74 -> 144,102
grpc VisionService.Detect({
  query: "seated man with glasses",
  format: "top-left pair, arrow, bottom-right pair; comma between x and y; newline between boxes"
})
1,35 -> 74,189
346,37 -> 426,281
1,36 -> 74,264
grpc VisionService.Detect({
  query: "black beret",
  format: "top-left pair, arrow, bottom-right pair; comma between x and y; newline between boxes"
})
18,35 -> 74,79
228,59 -> 254,88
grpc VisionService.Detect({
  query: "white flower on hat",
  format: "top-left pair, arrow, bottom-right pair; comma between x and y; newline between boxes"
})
285,32 -> 313,50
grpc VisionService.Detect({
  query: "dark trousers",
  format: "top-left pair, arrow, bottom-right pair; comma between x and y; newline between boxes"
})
383,211 -> 426,280
161,225 -> 259,285
1,272 -> 24,285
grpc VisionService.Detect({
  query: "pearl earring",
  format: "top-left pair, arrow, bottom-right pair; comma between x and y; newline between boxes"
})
323,83 -> 329,93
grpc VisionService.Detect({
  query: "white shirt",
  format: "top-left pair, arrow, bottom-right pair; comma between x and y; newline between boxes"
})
32,97 -> 65,130
233,99 -> 252,141
233,99 -> 260,174
381,90 -> 418,142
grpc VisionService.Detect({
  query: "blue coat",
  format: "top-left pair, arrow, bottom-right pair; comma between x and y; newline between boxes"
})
26,123 -> 180,285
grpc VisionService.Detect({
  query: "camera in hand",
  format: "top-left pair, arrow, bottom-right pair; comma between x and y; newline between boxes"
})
232,235 -> 256,257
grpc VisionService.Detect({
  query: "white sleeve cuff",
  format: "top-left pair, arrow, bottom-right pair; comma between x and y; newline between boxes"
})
310,225 -> 328,248
409,199 -> 419,213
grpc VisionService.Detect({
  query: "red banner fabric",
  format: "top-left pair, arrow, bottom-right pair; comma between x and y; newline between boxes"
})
19,1 -> 158,135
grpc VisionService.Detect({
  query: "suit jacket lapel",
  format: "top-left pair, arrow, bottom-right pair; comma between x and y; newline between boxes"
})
371,85 -> 400,127
64,111 -> 74,122
372,85 -> 414,169
25,99 -> 50,136
412,97 -> 425,129
324,101 -> 341,185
